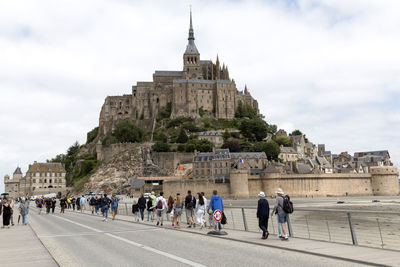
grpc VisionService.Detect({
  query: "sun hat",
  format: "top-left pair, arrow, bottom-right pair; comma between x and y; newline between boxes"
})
275,188 -> 284,195
258,191 -> 265,197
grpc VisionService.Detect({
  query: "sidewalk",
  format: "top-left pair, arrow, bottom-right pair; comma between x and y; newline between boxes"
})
69,207 -> 399,267
0,223 -> 58,267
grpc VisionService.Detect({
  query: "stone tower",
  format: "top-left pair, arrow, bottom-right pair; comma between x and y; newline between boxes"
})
183,7 -> 201,80
370,166 -> 399,196
230,161 -> 250,198
13,166 -> 23,181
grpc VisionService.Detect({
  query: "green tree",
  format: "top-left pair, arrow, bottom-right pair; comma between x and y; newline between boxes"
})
235,101 -> 257,119
289,129 -> 309,143
252,141 -> 281,161
177,144 -> 186,152
222,141 -> 241,152
198,106 -> 205,117
158,102 -> 172,119
154,131 -> 168,143
239,118 -> 268,141
114,120 -> 143,143
86,127 -> 99,144
176,128 -> 188,143
102,135 -> 118,146
182,121 -> 199,132
152,142 -> 171,152
222,130 -> 231,141
275,136 -> 291,147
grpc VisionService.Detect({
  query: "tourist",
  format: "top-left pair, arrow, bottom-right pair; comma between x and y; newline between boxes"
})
51,197 -> 56,214
60,197 -> 67,213
94,196 -> 100,215
45,198 -> 51,214
146,197 -> 154,221
272,188 -> 289,241
111,194 -> 119,220
201,192 -> 208,227
76,196 -> 81,211
80,195 -> 87,213
150,191 -> 156,219
195,192 -> 206,228
101,194 -> 111,222
167,195 -> 174,222
19,198 -> 29,225
185,190 -> 196,228
173,194 -> 184,228
67,197 -> 71,209
9,198 -> 14,226
132,200 -> 139,222
155,192 -> 167,226
210,190 -> 224,231
257,191 -> 269,239
138,194 -> 146,221
36,198 -> 42,214
72,197 -> 76,211
90,195 -> 96,214
2,199 -> 12,228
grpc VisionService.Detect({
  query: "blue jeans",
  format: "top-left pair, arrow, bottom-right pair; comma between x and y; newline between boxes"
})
147,210 -> 154,221
258,216 -> 269,235
102,206 -> 109,219
95,205 -> 99,214
139,209 -> 145,221
22,214 -> 27,225
277,216 -> 282,236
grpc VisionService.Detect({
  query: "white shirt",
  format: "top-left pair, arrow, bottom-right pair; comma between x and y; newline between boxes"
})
155,196 -> 167,210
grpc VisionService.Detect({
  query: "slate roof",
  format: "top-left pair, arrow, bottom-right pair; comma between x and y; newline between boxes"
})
280,147 -> 297,154
354,150 -> 389,158
296,163 -> 314,174
194,149 -> 230,162
230,152 -> 267,159
27,162 -> 65,173
197,131 -> 223,137
185,40 -> 199,55
13,167 -> 22,175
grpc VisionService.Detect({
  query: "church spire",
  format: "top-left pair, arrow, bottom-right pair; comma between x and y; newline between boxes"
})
188,5 -> 194,41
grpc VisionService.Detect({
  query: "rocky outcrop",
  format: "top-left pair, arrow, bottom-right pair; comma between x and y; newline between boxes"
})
83,143 -> 170,194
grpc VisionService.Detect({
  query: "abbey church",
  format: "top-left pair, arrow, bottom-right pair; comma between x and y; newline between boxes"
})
98,9 -> 259,138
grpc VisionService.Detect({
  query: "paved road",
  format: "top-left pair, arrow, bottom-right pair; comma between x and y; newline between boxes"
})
28,211 -> 364,267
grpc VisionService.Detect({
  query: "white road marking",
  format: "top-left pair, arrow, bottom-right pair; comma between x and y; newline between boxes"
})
39,228 -> 161,238
53,215 -> 206,267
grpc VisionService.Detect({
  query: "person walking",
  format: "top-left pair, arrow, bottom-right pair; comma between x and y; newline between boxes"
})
210,190 -> 224,231
80,195 -> 87,213
94,196 -> 100,215
76,196 -> 81,211
257,191 -> 270,239
173,194 -> 184,228
101,194 -> 111,222
195,193 -> 206,228
146,197 -> 154,221
60,197 -> 67,213
111,194 -> 119,220
36,198 -> 42,214
51,198 -> 56,214
45,198 -> 51,214
185,190 -> 196,228
67,197 -> 71,209
201,192 -> 208,227
149,192 -> 156,220
155,192 -> 167,226
2,200 -> 12,228
19,198 -> 29,225
271,188 -> 289,241
9,199 -> 14,226
138,194 -> 146,221
89,196 -> 96,215
132,200 -> 139,222
71,197 -> 76,211
167,196 -> 174,222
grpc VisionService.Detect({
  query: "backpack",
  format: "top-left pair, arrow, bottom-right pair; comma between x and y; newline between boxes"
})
282,195 -> 294,214
187,196 -> 195,209
156,199 -> 163,209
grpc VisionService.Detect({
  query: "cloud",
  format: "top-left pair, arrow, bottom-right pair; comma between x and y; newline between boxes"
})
1,0 -> 400,192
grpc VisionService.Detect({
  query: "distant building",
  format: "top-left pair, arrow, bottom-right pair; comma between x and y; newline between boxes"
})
353,150 -> 392,173
276,129 -> 287,138
278,146 -> 299,162
291,135 -> 306,158
197,131 -> 224,148
193,149 -> 231,183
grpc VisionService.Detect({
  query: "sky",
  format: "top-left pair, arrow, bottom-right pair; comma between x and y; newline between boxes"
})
1,0 -> 399,193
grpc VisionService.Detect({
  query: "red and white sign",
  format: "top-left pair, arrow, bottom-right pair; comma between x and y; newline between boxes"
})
213,210 -> 222,222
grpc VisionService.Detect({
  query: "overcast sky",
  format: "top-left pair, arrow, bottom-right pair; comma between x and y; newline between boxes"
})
1,0 -> 399,193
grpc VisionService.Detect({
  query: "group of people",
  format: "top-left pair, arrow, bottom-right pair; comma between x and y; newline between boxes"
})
1,197 -> 30,228
131,190 -> 225,231
257,188 -> 292,241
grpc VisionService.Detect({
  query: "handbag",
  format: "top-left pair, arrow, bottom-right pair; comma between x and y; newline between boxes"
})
221,212 -> 227,225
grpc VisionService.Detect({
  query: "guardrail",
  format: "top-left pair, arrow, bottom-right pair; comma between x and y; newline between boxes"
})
75,202 -> 400,251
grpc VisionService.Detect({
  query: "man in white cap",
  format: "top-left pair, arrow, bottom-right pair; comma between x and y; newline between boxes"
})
271,188 -> 289,240
256,191 -> 269,239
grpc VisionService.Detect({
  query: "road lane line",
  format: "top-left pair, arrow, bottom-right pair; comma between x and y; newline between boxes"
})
53,215 -> 206,267
39,228 -> 162,238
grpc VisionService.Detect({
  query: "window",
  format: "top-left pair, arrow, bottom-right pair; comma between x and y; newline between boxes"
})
49,179 -> 52,183
44,179 -> 47,183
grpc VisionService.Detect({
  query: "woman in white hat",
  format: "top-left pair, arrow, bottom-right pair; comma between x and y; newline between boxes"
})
256,191 -> 269,239
271,188 -> 289,240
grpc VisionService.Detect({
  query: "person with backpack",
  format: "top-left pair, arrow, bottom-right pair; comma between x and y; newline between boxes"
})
271,188 -> 291,241
146,197 -> 154,221
138,194 -> 146,221
132,200 -> 139,222
257,191 -> 269,239
155,192 -> 167,226
101,194 -> 111,222
185,190 -> 196,228
60,197 -> 67,213
94,196 -> 100,215
166,195 -> 174,221
111,194 -> 119,220
89,196 -> 96,214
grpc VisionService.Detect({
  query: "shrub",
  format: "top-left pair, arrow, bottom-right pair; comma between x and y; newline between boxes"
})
114,120 -> 143,143
86,127 -> 98,144
176,128 -> 188,143
152,142 -> 171,152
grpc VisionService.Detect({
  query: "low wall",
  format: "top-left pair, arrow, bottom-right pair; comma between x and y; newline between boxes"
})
163,179 -> 230,198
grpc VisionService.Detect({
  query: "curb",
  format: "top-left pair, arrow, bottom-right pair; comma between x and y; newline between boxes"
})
28,223 -> 61,267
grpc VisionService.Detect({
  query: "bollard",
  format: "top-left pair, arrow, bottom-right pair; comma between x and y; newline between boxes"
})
241,208 -> 248,231
287,215 -> 293,237
347,213 -> 358,245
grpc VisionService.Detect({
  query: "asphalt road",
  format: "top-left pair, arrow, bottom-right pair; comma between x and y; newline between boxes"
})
28,210 -> 364,267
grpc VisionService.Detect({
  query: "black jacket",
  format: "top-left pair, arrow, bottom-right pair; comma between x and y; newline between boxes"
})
138,197 -> 146,210
132,204 -> 139,213
257,198 -> 270,218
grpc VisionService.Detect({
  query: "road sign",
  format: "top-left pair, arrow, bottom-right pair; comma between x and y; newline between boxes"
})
213,210 -> 222,222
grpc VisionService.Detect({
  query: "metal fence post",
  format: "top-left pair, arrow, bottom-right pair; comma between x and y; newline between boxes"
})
241,208 -> 248,231
287,215 -> 293,237
376,218 -> 384,248
347,213 -> 358,245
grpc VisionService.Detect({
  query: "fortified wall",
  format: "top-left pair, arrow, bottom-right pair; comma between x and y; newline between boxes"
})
163,166 -> 399,198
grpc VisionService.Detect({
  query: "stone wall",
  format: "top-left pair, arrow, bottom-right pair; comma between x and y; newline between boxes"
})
152,152 -> 194,171
163,179 -> 230,198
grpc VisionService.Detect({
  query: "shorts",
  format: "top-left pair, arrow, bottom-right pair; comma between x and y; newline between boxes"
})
278,213 -> 288,223
111,206 -> 118,212
186,209 -> 194,217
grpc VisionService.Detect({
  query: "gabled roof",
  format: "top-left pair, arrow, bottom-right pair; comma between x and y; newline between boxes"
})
13,167 -> 22,175
230,152 -> 267,159
280,147 -> 297,154
354,150 -> 389,158
197,131 -> 223,137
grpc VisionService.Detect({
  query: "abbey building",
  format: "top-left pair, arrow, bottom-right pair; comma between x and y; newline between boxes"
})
98,9 -> 259,137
